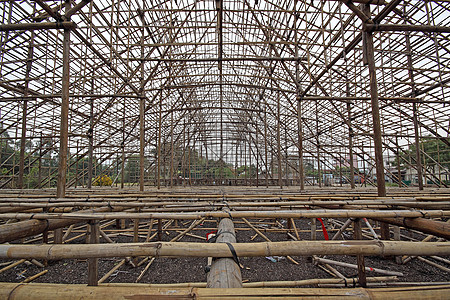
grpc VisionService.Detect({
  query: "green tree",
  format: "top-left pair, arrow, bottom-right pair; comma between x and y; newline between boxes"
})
398,139 -> 450,169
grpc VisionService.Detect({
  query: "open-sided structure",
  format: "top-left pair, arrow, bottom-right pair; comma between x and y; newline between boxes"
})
0,0 -> 449,298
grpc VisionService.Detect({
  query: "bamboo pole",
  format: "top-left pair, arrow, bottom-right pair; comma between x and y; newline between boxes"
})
87,221 -> 99,286
98,259 -> 126,284
314,257 -> 404,277
0,241 -> 446,260
416,256 -> 450,273
0,206 -> 127,243
3,209 -> 448,221
21,270 -> 48,283
0,22 -> 76,31
135,257 -> 155,283
105,276 -> 398,288
0,283 -> 449,299
0,259 -> 26,274
353,219 -> 367,287
364,23 -> 450,33
242,218 -> 298,264
206,216 -> 242,288
372,216 -> 450,239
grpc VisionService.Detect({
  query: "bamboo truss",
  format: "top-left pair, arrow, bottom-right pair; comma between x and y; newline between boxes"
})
0,0 -> 449,190
0,0 -> 450,297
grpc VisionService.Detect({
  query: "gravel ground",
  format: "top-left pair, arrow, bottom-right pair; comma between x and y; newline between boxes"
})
0,219 -> 448,286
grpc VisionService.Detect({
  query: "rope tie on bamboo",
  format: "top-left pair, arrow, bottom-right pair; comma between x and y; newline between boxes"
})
56,21 -> 65,29
209,243 -> 241,268
207,230 -> 236,243
107,202 -> 114,210
222,200 -> 231,211
8,283 -> 24,299
225,242 -> 242,268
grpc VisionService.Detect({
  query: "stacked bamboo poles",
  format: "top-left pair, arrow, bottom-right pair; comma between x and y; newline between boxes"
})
0,189 -> 449,289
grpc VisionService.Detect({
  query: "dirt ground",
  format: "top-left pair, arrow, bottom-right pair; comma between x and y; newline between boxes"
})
0,218 -> 448,286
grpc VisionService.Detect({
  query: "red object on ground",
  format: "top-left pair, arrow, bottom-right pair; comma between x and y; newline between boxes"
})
206,230 -> 217,241
316,218 -> 329,240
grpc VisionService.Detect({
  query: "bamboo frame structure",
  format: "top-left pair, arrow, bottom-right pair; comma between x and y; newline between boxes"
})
0,0 -> 450,297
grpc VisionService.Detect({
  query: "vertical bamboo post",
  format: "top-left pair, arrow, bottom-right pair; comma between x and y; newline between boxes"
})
244,138 -> 247,186
393,225 -> 402,264
412,103 -> 423,190
277,92 -> 282,188
363,3 -> 386,197
75,140 -> 79,188
249,136 -> 252,186
311,218 -> 316,240
284,124 -> 288,186
139,29 -> 145,192
157,94 -> 162,189
38,134 -> 42,188
353,218 -> 367,287
18,31 -> 34,189
346,85 -> 355,189
133,212 -> 139,243
235,141 -> 238,185
56,0 -> 71,198
396,136 -> 402,187
294,3 -> 304,191
157,219 -> 162,241
339,148 -> 343,187
120,100 -> 125,189
363,3 -> 388,240
297,96 -> 304,190
87,80 -> 94,189
263,95 -> 268,188
188,128 -> 191,186
316,102 -> 321,188
87,220 -> 99,286
55,0 -> 72,244
170,110 -> 174,188
403,20 -> 423,190
256,118 -> 259,187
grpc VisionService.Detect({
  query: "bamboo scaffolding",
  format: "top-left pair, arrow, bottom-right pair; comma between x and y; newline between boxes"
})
1,0 -> 450,293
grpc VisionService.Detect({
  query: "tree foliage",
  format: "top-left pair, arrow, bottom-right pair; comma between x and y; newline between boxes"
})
399,139 -> 450,169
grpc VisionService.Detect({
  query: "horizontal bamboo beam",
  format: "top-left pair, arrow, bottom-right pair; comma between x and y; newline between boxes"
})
0,241 -> 448,260
364,23 -> 450,33
64,0 -> 91,19
2,209 -> 448,221
0,22 -> 76,31
98,276 -> 398,288
0,207 -> 125,243
1,283 -> 450,299
0,200 -> 447,210
129,57 -> 307,62
372,217 -> 450,240
334,0 -> 387,4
